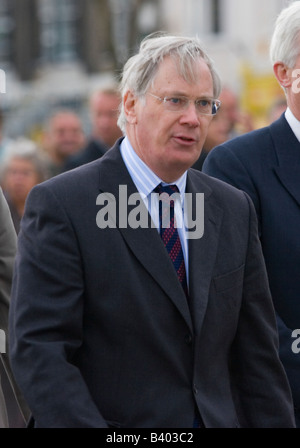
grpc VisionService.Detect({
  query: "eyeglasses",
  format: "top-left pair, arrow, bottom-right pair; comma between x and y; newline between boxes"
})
148,93 -> 221,116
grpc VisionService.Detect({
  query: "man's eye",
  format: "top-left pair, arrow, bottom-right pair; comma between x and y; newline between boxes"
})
168,97 -> 184,105
197,99 -> 210,107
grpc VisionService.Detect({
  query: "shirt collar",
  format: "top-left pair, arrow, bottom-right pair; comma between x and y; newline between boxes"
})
120,136 -> 187,204
285,107 -> 300,143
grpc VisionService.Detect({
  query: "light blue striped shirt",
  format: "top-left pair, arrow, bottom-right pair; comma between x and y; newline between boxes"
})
120,136 -> 189,281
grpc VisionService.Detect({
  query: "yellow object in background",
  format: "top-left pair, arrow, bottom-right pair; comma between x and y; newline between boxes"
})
239,63 -> 286,128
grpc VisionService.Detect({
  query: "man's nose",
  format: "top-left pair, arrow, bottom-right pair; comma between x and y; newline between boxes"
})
180,102 -> 200,124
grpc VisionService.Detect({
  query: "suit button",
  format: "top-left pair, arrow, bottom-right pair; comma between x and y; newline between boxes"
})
193,384 -> 198,395
185,334 -> 193,345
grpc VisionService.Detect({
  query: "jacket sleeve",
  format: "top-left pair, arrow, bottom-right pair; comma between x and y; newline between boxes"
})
8,183 -> 108,427
0,188 -> 31,427
0,188 -> 16,339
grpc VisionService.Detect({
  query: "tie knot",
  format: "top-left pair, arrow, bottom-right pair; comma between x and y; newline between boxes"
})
154,183 -> 179,196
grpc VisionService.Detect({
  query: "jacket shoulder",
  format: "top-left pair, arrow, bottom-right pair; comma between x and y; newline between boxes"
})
189,168 -> 250,202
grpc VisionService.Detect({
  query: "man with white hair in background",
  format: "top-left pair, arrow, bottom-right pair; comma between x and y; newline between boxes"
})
203,1 -> 300,426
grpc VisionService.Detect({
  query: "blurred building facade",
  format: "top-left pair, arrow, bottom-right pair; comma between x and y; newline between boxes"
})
0,0 -> 294,138
163,0 -> 290,127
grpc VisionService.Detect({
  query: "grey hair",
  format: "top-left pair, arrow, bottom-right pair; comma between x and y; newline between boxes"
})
270,1 -> 300,68
0,138 -> 50,182
117,32 -> 222,133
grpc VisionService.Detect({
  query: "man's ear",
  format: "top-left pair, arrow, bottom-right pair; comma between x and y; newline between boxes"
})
273,62 -> 292,88
123,91 -> 137,125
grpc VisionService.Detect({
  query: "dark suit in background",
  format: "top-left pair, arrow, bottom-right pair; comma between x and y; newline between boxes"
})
203,2 -> 300,426
191,149 -> 209,171
63,138 -> 107,171
203,114 -> 300,426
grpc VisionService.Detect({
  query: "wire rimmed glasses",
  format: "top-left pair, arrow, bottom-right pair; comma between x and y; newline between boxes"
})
148,93 -> 221,116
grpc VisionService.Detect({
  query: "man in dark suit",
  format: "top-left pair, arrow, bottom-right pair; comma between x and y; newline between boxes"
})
203,2 -> 300,427
9,33 -> 295,428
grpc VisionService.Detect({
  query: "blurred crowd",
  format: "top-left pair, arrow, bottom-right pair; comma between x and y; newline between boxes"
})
0,84 -> 124,233
0,83 -> 287,231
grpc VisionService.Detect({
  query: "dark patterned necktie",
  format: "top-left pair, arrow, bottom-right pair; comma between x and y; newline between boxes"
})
154,183 -> 188,297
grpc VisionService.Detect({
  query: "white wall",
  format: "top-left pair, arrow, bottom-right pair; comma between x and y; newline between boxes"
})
159,0 -> 293,92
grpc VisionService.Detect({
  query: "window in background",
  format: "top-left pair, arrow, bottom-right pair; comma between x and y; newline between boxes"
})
211,0 -> 221,34
0,0 -> 14,68
37,0 -> 82,64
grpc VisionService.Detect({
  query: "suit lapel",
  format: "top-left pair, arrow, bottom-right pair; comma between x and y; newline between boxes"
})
274,166 -> 300,207
97,142 -> 193,331
186,171 -> 223,334
271,116 -> 300,207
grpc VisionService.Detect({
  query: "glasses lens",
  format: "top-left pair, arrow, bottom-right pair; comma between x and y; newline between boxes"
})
196,99 -> 215,115
155,94 -> 220,116
164,97 -> 188,111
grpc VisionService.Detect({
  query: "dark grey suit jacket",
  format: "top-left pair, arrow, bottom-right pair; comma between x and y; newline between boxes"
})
0,188 -> 15,428
9,139 -> 295,428
0,188 -> 29,428
0,188 -> 16,355
203,114 -> 300,426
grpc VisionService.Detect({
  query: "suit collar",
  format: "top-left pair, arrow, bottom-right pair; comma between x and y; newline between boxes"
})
186,171 -> 223,334
270,115 -> 300,207
270,114 -> 300,165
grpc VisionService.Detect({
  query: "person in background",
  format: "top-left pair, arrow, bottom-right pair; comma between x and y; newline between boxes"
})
41,109 -> 86,177
192,86 -> 255,171
192,93 -> 232,170
217,86 -> 254,137
63,86 -> 123,171
8,33 -> 295,428
202,1 -> 300,427
267,96 -> 287,124
0,188 -> 30,427
0,138 -> 49,234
